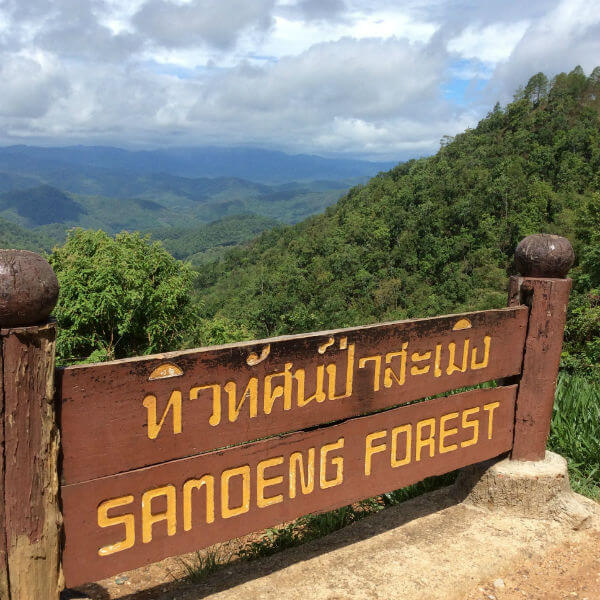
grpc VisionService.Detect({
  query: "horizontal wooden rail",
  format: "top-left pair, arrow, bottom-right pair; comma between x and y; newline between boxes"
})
58,307 -> 527,485
61,385 -> 516,586
0,234 -> 574,597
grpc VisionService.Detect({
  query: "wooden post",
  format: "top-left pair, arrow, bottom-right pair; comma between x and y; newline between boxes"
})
0,250 -> 62,600
509,234 -> 574,461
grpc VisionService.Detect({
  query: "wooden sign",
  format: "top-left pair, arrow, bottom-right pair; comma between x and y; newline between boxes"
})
59,307 -> 527,485
61,385 -> 516,586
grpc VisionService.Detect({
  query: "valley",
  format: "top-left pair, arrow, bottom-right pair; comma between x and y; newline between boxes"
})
0,145 -> 390,259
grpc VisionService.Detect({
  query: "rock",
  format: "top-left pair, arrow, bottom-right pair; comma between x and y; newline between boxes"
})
493,578 -> 505,589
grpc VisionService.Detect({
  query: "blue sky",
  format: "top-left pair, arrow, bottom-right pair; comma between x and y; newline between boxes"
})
0,0 -> 599,160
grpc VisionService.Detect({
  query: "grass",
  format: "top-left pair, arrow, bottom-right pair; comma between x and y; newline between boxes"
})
178,546 -> 233,583
548,373 -> 600,500
181,374 -> 600,582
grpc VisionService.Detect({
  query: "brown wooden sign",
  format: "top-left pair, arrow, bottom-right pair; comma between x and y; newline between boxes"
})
0,237 -> 575,600
59,307 -> 527,485
61,385 -> 516,586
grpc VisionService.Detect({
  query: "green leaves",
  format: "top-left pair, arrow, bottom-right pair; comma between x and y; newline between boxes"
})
549,375 -> 600,499
49,229 -> 197,364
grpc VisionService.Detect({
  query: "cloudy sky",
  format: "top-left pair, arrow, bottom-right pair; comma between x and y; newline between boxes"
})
0,0 -> 599,160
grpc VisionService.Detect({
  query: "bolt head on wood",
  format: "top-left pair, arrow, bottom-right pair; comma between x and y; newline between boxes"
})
0,249 -> 59,327
514,234 -> 574,278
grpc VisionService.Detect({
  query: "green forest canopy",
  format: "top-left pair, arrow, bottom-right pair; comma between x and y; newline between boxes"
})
195,66 -> 600,377
49,229 -> 197,364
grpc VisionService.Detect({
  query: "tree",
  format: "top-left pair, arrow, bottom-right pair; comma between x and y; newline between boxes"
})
524,72 -> 549,105
197,66 -> 600,376
49,229 -> 197,364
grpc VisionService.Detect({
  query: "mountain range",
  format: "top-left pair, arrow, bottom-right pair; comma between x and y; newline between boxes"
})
0,145 -> 393,184
0,145 -> 392,249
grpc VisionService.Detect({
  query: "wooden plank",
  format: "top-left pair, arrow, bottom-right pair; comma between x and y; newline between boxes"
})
2,325 -> 62,600
0,339 -> 10,600
61,385 -> 516,587
59,307 -> 528,485
509,277 -> 572,460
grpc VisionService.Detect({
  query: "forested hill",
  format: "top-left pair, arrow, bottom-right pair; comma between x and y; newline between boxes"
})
198,67 -> 600,375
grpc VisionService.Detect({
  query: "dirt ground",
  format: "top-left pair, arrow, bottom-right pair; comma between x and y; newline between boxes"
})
63,494 -> 600,600
464,530 -> 600,600
64,529 -> 600,600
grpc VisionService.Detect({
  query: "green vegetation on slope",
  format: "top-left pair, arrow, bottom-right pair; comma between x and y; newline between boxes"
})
0,174 -> 349,234
0,185 -> 85,226
197,66 -> 600,377
149,214 -> 281,265
0,216 -> 57,252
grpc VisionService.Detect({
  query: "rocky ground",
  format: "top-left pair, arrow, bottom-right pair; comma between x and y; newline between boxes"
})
465,530 -> 600,600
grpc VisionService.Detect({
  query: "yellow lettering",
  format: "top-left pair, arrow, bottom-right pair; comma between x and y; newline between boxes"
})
141,485 -> 176,543
294,365 -> 326,406
384,343 -> 408,388
264,364 -> 293,414
183,476 -> 215,532
224,378 -> 258,422
257,456 -> 284,508
97,495 -> 135,556
483,401 -> 500,439
391,424 -> 412,467
320,438 -> 344,489
439,412 -> 459,454
190,384 -> 221,427
461,407 -> 480,447
410,351 -> 431,376
364,430 -> 387,476
143,391 -> 182,440
471,336 -> 491,370
326,343 -> 355,400
416,418 -> 436,461
434,343 -> 442,377
358,355 -> 382,391
221,465 -> 251,519
289,448 -> 315,498
447,339 -> 471,375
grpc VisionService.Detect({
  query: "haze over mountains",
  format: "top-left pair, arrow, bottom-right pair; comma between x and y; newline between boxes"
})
0,145 -> 392,256
0,146 -> 394,184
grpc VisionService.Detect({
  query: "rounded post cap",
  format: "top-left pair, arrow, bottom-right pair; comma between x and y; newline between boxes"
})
514,234 -> 574,278
0,249 -> 59,328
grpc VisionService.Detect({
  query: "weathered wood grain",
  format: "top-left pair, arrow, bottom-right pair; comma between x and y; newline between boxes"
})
59,307 -> 528,485
510,277 -> 572,460
1,324 -> 63,600
61,385 -> 516,587
0,338 -> 9,600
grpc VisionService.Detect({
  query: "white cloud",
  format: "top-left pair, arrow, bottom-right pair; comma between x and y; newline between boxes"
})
0,50 -> 69,118
181,36 -> 448,156
448,21 -> 530,64
259,10 -> 437,60
488,0 -> 600,101
0,0 -> 599,159
132,0 -> 275,50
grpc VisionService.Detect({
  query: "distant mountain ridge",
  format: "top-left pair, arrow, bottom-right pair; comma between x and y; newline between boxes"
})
0,185 -> 85,226
0,145 -> 393,184
0,144 -> 390,234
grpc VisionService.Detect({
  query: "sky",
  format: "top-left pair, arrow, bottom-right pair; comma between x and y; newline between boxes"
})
0,0 -> 599,161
